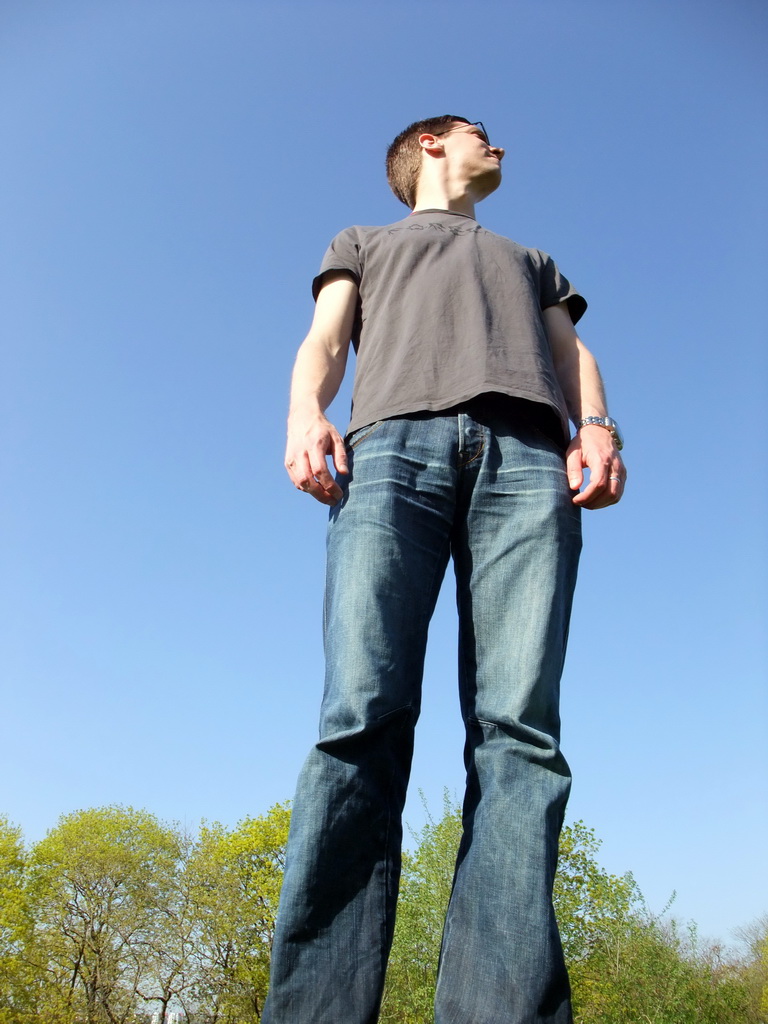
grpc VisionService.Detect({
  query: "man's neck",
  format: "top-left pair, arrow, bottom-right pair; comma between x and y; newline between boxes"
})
412,180 -> 477,218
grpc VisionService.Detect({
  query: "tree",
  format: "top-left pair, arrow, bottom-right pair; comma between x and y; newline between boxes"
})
132,829 -> 199,1024
553,818 -> 641,966
2,803 -> 291,1024
186,803 -> 290,1023
553,818 -> 646,1018
2,798 -> 762,1023
25,806 -> 182,1024
0,816 -> 36,1024
380,793 -> 461,1024
573,912 -> 760,1024
380,799 -> 645,1023
379,796 -> 762,1024
736,914 -> 768,1022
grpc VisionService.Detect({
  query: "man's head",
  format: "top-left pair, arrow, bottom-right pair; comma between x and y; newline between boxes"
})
386,115 -> 503,209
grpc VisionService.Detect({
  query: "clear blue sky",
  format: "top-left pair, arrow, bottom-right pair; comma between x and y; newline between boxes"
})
1,0 -> 766,945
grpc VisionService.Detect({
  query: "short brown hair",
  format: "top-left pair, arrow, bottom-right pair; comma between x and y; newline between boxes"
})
386,115 -> 469,209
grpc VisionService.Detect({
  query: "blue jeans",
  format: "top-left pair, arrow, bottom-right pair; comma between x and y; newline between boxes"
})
263,409 -> 582,1024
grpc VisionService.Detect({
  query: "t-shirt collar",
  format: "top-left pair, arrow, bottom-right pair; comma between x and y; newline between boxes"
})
409,208 -> 477,221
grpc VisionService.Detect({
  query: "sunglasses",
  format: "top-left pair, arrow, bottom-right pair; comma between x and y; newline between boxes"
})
432,121 -> 490,146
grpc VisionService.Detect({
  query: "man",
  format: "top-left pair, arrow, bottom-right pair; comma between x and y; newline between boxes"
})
264,115 -> 625,1024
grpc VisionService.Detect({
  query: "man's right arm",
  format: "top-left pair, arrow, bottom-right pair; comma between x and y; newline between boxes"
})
284,274 -> 358,506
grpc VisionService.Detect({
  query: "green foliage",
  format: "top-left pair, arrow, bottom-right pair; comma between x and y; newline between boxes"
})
25,805 -> 183,1024
571,914 -> 759,1024
380,793 -> 461,1024
0,799 -> 763,1024
187,803 -> 291,1023
737,914 -> 768,1021
553,818 -> 641,967
0,803 -> 289,1024
0,817 -> 36,1024
380,797 -> 762,1024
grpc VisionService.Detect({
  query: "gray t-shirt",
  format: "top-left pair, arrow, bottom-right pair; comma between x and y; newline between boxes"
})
313,208 -> 586,443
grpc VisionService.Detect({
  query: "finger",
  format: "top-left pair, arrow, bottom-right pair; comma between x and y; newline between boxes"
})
575,467 -> 625,509
571,440 -> 619,504
299,472 -> 341,505
285,452 -> 324,501
572,477 -> 605,507
301,476 -> 340,506
331,431 -> 349,475
285,453 -> 310,491
308,484 -> 340,506
565,447 -> 584,491
307,449 -> 343,503
605,467 -> 626,505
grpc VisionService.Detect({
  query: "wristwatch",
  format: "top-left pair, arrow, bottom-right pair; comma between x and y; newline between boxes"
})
577,416 -> 624,450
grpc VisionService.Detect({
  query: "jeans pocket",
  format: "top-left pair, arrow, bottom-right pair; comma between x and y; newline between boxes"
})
345,420 -> 385,450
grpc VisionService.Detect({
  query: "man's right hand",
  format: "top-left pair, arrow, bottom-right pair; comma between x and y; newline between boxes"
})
283,275 -> 358,505
285,413 -> 349,506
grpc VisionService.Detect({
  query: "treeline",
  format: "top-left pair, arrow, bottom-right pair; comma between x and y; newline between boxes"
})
0,806 -> 290,1023
382,798 -> 767,1024
0,801 -> 765,1024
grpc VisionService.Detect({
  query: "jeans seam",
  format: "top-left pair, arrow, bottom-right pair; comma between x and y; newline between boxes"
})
458,438 -> 485,468
373,701 -> 415,723
466,714 -> 495,728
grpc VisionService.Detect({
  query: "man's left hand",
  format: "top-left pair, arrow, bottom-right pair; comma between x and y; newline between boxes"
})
566,425 -> 626,509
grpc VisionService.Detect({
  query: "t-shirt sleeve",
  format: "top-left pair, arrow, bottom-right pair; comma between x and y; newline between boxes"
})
311,227 -> 362,300
538,251 -> 588,325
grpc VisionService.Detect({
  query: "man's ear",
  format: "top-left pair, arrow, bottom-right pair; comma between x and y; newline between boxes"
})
418,133 -> 444,154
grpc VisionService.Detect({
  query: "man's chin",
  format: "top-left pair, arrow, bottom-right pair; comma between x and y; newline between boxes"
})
476,168 -> 502,199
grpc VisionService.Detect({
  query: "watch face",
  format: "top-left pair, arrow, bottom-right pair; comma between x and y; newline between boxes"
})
607,419 -> 624,450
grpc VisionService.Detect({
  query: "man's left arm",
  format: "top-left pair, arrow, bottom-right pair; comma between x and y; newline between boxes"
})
543,301 -> 626,510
